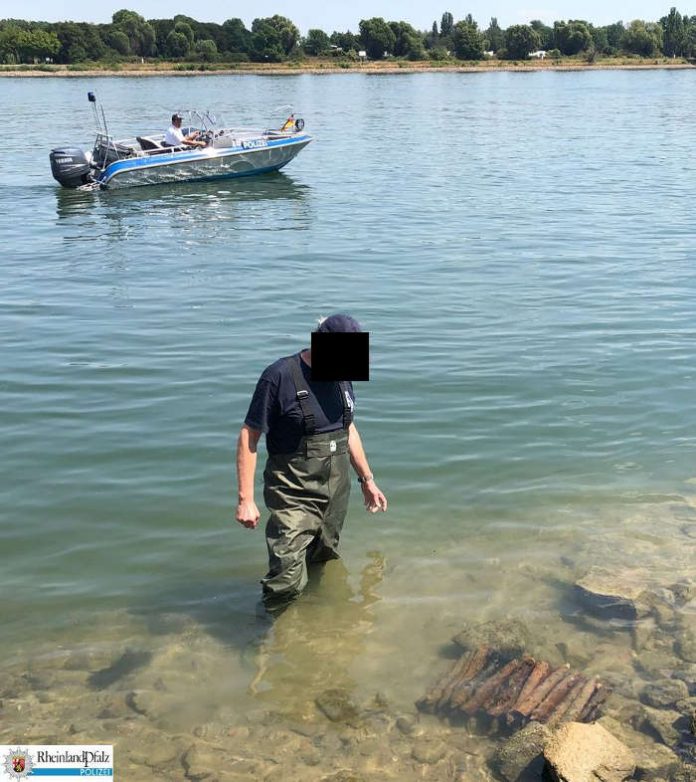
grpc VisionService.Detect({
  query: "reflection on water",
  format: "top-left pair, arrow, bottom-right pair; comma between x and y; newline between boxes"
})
251,554 -> 385,720
54,172 -> 312,243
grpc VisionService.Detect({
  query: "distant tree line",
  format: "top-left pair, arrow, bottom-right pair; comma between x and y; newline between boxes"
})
1,8 -> 695,65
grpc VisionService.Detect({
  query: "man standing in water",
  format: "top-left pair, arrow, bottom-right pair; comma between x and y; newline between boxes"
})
235,314 -> 388,609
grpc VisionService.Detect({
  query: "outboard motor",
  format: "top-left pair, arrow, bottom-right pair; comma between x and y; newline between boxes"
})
49,147 -> 94,188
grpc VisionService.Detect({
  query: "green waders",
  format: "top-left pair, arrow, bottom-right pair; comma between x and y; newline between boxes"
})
261,355 -> 352,605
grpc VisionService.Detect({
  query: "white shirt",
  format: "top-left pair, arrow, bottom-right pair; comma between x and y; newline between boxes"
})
164,124 -> 185,146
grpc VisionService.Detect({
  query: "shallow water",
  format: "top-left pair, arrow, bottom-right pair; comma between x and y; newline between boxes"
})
2,71 -> 696,777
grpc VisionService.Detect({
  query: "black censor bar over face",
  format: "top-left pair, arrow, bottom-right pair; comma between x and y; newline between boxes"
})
310,332 -> 369,381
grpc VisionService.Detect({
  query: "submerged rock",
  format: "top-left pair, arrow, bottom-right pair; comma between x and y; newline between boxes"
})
411,739 -> 447,765
543,721 -> 635,782
315,689 -> 359,724
639,705 -> 681,746
491,721 -> 551,782
641,679 -> 690,710
575,567 -> 650,620
452,619 -> 531,659
675,628 -> 696,664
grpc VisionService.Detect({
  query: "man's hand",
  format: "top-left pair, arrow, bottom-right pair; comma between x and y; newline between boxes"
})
236,500 -> 261,529
361,481 -> 387,513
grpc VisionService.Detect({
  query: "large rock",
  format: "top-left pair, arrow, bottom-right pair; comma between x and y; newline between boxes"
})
452,619 -> 531,658
491,721 -> 552,782
575,567 -> 651,620
543,722 -> 635,782
675,628 -> 696,664
639,705 -> 681,746
641,679 -> 690,710
315,689 -> 359,724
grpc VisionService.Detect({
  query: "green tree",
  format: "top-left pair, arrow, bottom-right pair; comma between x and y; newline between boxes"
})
249,15 -> 298,60
605,21 -> 625,53
452,18 -> 483,60
440,12 -> 454,37
53,21 -> 106,63
684,16 -> 696,56
173,21 -> 194,47
0,25 -> 60,63
530,20 -> 553,49
108,29 -> 130,55
164,30 -> 189,57
111,9 -> 155,56
504,24 -> 540,58
221,18 -> 251,54
358,17 -> 396,59
485,17 -> 504,51
590,26 -> 609,54
622,19 -> 663,56
148,19 -> 173,57
195,38 -> 217,61
661,7 -> 685,56
389,21 -> 424,57
553,20 -> 592,55
330,30 -> 359,52
303,28 -> 331,56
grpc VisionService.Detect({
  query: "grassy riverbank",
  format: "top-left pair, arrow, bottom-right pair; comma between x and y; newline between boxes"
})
1,56 -> 694,76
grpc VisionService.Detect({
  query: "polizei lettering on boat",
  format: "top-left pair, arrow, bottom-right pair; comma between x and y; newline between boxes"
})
241,139 -> 268,149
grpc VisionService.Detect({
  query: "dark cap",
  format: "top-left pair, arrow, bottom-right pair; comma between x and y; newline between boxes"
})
315,313 -> 362,333
172,113 -> 182,122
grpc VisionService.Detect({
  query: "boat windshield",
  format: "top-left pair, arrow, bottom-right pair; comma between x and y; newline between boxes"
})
176,109 -> 223,131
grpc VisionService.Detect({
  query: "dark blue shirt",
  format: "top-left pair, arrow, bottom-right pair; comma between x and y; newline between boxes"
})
244,351 -> 355,455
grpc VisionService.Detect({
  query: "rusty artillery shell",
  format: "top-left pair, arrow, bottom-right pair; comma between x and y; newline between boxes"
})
578,683 -> 609,722
530,671 -> 581,723
435,646 -> 491,711
417,652 -> 474,711
488,657 -> 536,717
509,659 -> 550,711
458,659 -> 525,715
557,677 -> 598,724
512,664 -> 570,718
544,676 -> 588,728
448,659 -> 498,709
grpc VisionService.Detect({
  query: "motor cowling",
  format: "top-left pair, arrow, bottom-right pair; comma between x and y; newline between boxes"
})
50,147 -> 93,188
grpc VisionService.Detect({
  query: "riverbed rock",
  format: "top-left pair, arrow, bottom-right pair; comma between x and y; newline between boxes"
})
411,739 -> 447,765
669,579 -> 696,606
452,619 -> 531,659
671,762 -> 696,782
490,721 -> 552,782
641,679 -> 690,710
543,721 -> 635,782
575,567 -> 651,620
639,705 -> 681,746
315,689 -> 360,724
675,628 -> 696,664
181,746 -> 214,780
395,714 -> 418,735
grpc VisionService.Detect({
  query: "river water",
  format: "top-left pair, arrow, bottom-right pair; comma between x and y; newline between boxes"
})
2,71 -> 696,778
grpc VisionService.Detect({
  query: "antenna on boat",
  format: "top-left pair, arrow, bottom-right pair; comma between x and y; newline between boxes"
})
87,91 -> 102,134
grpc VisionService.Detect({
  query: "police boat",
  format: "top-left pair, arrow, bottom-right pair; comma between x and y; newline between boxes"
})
50,92 -> 312,190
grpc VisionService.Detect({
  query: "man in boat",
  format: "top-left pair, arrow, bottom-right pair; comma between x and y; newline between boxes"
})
235,314 -> 388,611
163,113 -> 207,148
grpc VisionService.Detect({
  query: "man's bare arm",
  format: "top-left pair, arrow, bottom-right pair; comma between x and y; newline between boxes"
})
348,422 -> 388,512
236,424 -> 262,528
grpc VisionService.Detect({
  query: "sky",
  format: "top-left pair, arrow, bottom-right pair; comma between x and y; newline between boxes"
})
11,1 -> 682,32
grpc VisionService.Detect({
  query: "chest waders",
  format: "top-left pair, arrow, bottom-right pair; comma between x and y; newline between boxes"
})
261,354 -> 353,603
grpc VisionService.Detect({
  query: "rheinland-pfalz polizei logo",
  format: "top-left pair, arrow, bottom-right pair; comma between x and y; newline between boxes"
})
2,747 -> 33,780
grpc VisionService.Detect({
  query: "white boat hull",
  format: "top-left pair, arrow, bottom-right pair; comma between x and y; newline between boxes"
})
98,136 -> 311,189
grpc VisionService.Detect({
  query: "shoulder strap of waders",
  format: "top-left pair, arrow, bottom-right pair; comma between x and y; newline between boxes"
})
338,380 -> 353,430
289,354 -> 316,436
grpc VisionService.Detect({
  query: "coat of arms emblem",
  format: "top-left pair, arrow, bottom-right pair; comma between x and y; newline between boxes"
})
3,747 -> 33,780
